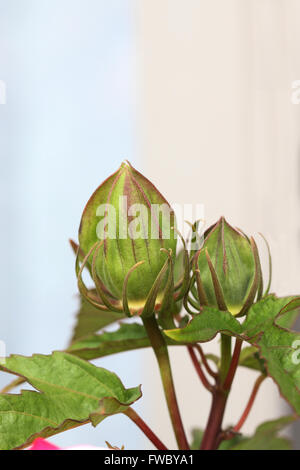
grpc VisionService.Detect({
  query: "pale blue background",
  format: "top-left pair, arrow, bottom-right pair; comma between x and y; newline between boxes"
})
0,0 -> 148,449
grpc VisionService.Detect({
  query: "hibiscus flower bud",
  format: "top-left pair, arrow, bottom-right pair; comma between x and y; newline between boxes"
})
77,161 -> 178,317
192,217 -> 264,316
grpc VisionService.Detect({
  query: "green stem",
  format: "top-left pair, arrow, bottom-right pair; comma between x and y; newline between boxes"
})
142,315 -> 189,450
220,334 -> 232,384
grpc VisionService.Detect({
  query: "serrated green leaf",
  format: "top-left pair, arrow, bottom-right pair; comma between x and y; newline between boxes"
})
71,293 -> 124,343
242,297 -> 300,414
165,296 -> 300,414
255,325 -> 300,414
166,296 -> 299,346
164,296 -> 298,345
69,322 -> 183,361
242,295 -> 300,338
165,307 -> 243,344
0,352 -> 141,450
229,416 -> 295,450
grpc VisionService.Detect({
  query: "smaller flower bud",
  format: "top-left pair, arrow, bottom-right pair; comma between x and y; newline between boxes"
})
193,217 -> 263,316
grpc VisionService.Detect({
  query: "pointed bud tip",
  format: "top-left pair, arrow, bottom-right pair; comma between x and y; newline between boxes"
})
215,216 -> 247,239
210,216 -> 229,234
217,216 -> 234,229
120,160 -> 133,173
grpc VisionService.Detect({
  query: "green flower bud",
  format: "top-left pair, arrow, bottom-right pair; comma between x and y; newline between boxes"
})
77,161 -> 178,316
193,217 -> 263,316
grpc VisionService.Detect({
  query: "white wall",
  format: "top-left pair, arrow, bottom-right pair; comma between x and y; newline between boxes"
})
135,0 -> 300,449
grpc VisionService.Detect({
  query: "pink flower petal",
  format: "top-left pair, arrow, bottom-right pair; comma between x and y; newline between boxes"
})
28,438 -> 109,451
29,438 -> 60,450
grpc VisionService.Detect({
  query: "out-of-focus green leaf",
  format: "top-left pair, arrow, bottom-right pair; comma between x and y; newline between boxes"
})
71,292 -> 124,343
190,428 -> 204,450
238,346 -> 267,373
190,428 -> 244,450
69,323 -> 150,360
69,322 -> 182,361
229,416 -> 295,450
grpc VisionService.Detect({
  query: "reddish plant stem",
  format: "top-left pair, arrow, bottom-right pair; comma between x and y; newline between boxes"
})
223,338 -> 243,391
187,346 -> 214,392
143,316 -> 189,450
195,344 -> 218,379
124,408 -> 168,450
200,389 -> 228,450
201,338 -> 243,450
233,375 -> 266,433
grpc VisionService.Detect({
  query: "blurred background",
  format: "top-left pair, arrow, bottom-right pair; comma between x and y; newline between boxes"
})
0,0 -> 299,449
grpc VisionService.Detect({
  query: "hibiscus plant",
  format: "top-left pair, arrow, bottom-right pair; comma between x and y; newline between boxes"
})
0,161 -> 300,451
